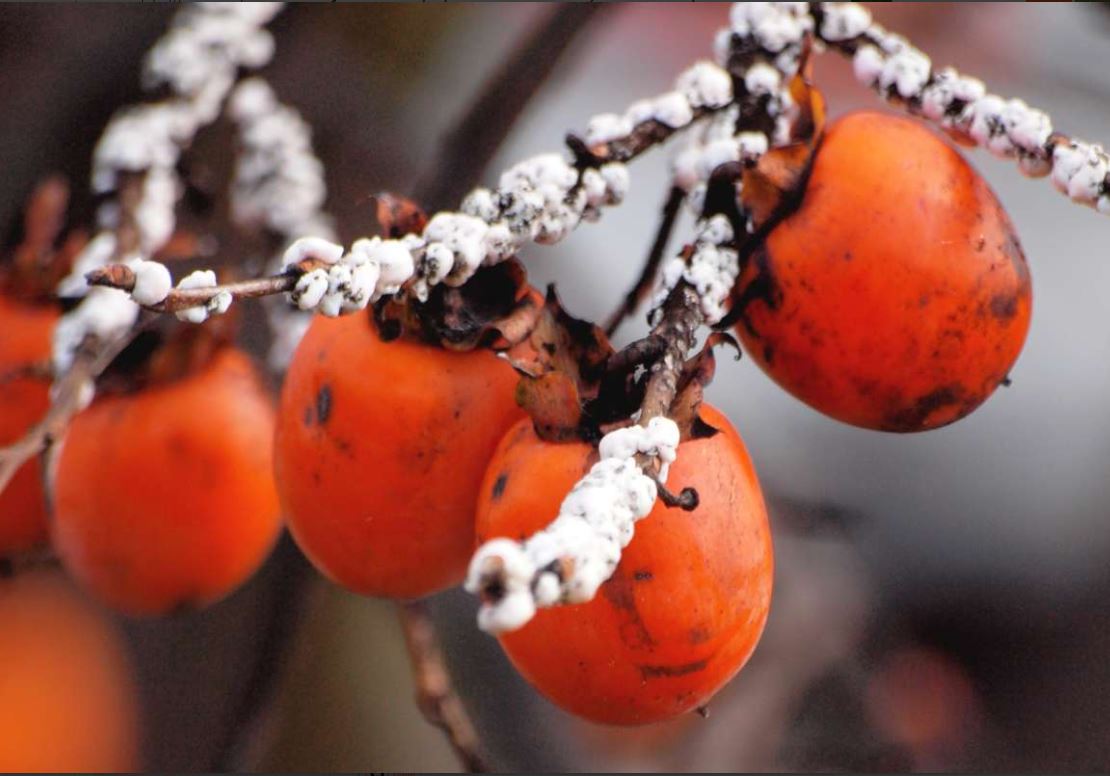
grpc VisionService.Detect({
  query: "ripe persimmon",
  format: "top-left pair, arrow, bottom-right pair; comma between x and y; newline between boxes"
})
274,310 -> 525,599
0,569 -> 140,772
52,346 -> 281,615
0,295 -> 57,556
732,111 -> 1032,432
475,405 -> 773,725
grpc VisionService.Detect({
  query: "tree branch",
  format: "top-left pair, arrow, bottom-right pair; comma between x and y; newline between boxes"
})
0,330 -> 136,497
398,600 -> 489,774
414,4 -> 610,212
604,185 -> 685,337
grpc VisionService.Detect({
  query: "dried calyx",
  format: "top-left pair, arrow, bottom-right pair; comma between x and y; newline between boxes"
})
0,178 -> 87,305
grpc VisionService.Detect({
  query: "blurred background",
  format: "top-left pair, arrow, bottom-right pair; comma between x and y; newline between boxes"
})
2,3 -> 1110,771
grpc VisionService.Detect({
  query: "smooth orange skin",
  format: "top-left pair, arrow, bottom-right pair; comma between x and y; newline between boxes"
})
0,296 -> 57,555
733,111 -> 1033,432
53,347 -> 281,615
274,313 -> 525,599
0,570 -> 140,772
476,405 -> 773,725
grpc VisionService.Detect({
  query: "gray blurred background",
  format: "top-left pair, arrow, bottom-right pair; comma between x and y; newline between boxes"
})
2,3 -> 1110,771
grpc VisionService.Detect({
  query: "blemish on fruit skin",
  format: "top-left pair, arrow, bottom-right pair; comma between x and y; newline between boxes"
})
602,571 -> 656,649
633,569 -> 653,582
883,384 -> 967,432
315,384 -> 332,425
989,292 -> 1019,321
639,658 -> 709,680
491,473 -> 509,501
688,626 -> 711,644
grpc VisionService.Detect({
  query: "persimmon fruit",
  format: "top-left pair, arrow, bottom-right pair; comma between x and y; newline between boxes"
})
0,295 -> 57,556
274,310 -> 525,599
475,405 -> 773,725
0,569 -> 140,772
52,346 -> 281,615
732,111 -> 1032,432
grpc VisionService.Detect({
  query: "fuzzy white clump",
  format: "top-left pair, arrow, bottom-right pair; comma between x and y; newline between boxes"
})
52,287 -> 141,374
585,113 -> 634,146
676,61 -> 733,109
230,78 -> 328,236
228,77 -> 337,368
91,3 -> 283,245
174,269 -> 224,323
281,236 -> 345,269
853,44 -> 885,87
836,13 -> 1107,211
819,2 -> 871,42
126,258 -> 173,306
730,1 -> 813,68
654,215 -> 739,324
465,417 -> 680,634
879,47 -> 932,100
52,3 -> 282,386
1052,141 -> 1110,206
744,62 -> 782,96
423,213 -> 490,285
651,91 -> 695,129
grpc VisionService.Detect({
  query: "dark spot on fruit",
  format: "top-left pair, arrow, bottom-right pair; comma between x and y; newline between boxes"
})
689,627 -> 710,644
602,572 -> 656,649
639,658 -> 709,680
975,236 -> 986,252
491,473 -> 508,500
999,219 -> 1031,284
633,569 -> 653,582
989,292 -> 1018,321
884,384 -> 967,431
453,408 -> 461,420
762,342 -> 774,365
316,384 -> 332,425
842,250 -> 853,262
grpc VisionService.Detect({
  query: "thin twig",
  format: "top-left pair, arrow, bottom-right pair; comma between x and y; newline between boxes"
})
604,185 -> 685,336
209,534 -> 317,772
413,4 -> 610,212
85,263 -> 297,313
0,331 -> 136,496
398,600 -> 489,774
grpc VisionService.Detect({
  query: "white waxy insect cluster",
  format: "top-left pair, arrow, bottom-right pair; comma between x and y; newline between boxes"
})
277,150 -> 631,313
226,77 -> 336,368
464,417 -> 680,634
816,1 -> 1109,213
674,3 -> 815,215
229,78 -> 329,237
52,3 -> 283,375
655,215 -> 740,324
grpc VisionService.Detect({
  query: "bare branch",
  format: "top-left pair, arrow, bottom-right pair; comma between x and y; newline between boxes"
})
604,186 -> 686,336
398,600 -> 489,773
415,4 -> 611,212
85,264 -> 298,314
0,331 -> 135,496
